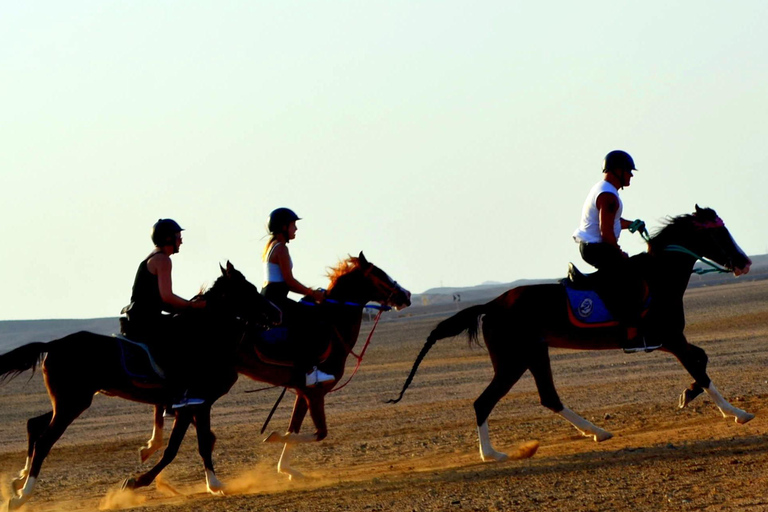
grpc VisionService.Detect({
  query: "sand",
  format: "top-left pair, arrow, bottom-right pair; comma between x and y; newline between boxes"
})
1,279 -> 767,511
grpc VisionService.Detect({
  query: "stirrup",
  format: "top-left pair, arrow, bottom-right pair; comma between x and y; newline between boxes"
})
622,337 -> 662,354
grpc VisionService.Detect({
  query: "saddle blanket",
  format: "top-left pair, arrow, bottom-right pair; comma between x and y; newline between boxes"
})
564,288 -> 617,327
111,334 -> 166,381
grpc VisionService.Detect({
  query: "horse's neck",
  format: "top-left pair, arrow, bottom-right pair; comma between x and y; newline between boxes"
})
324,283 -> 368,360
648,250 -> 695,299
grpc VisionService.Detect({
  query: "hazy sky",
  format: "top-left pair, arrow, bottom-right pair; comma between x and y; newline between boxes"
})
2,1 -> 766,320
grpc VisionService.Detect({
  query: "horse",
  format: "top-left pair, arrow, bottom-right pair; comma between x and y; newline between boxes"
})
389,206 -> 753,462
140,252 -> 411,480
0,262 -> 281,510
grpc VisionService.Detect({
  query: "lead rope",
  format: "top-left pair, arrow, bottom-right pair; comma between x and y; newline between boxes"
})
330,309 -> 384,393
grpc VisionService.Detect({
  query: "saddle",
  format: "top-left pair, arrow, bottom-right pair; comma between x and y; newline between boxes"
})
562,263 -> 649,329
249,326 -> 333,368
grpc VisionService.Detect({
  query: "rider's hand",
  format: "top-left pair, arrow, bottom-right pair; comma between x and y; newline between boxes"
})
628,219 -> 646,233
311,289 -> 325,303
191,299 -> 207,309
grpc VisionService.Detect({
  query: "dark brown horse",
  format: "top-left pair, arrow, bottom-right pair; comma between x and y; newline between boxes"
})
1,262 -> 281,510
141,252 -> 411,480
390,206 -> 753,462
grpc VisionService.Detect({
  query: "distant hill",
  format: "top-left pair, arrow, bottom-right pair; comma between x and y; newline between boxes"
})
0,318 -> 118,354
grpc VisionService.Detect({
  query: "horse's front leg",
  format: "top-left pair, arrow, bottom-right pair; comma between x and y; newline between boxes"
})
671,342 -> 754,424
192,406 -> 225,495
263,392 -> 324,480
140,405 -> 165,463
122,410 -> 192,491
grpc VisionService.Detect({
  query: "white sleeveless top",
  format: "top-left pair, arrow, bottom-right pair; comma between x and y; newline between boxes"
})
263,242 -> 292,284
572,180 -> 622,244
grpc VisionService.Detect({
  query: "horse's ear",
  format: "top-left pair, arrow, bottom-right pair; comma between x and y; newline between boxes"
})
220,263 -> 227,276
695,204 -> 703,215
226,260 -> 235,274
358,251 -> 369,266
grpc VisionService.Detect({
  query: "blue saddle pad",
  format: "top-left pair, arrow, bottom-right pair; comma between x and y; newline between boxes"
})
564,287 -> 616,325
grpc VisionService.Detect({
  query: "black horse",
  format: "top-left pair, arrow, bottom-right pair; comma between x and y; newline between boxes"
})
390,206 -> 753,462
1,262 -> 281,510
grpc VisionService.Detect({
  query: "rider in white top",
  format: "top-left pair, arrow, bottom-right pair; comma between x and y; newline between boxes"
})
262,208 -> 332,387
572,150 -> 655,353
573,180 -> 623,245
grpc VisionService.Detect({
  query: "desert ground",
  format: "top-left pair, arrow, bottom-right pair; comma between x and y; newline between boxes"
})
1,279 -> 768,512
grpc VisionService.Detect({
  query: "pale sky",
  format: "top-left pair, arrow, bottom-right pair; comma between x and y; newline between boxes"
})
2,1 -> 767,320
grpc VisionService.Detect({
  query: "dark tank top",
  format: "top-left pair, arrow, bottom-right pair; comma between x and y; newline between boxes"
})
130,253 -> 165,321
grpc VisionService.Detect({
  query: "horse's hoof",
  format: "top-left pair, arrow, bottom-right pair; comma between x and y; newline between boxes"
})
8,496 -> 26,511
593,431 -> 613,442
480,450 -> 508,463
736,412 -> 755,425
121,477 -> 137,491
278,468 -> 305,481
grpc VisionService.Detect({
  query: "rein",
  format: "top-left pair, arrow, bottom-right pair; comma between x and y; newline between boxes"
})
663,245 -> 731,275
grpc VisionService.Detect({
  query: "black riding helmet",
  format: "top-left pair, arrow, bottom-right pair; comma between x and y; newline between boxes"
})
602,150 -> 636,173
267,208 -> 301,238
151,218 -> 183,247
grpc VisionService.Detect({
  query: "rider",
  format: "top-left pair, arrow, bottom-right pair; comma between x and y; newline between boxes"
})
262,207 -> 334,387
122,218 -> 207,407
572,150 -> 656,352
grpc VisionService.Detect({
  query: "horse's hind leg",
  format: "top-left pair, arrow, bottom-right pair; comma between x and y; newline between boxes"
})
123,410 -> 193,491
527,343 -> 612,442
192,407 -> 225,495
140,405 -> 165,463
474,367 -> 526,462
11,411 -> 53,495
9,400 -> 91,510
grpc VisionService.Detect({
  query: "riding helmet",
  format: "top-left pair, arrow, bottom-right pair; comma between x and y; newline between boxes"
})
602,150 -> 636,173
267,208 -> 301,234
151,218 -> 184,246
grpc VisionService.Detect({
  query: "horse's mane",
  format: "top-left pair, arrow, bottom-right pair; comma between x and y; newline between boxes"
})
648,207 -> 720,251
326,256 -> 362,289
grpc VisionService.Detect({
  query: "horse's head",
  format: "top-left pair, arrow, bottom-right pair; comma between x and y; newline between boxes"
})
207,261 -> 282,326
652,205 -> 751,276
326,252 -> 412,310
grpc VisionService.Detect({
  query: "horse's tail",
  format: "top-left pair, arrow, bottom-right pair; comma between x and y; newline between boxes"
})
0,342 -> 50,384
387,304 -> 489,404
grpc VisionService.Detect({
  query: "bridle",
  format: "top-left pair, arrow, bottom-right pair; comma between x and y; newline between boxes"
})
641,216 -> 736,275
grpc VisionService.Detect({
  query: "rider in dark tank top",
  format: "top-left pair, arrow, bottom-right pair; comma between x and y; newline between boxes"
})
122,218 -> 207,408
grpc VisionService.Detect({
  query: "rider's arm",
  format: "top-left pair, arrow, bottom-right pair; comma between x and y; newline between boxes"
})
150,254 -> 205,310
273,243 -> 317,298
